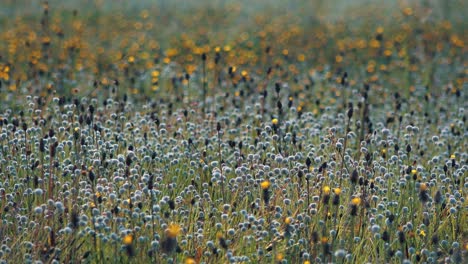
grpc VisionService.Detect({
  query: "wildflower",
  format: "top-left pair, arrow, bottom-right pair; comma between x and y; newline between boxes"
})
161,223 -> 181,253
351,197 -> 361,206
166,223 -> 181,238
322,186 -> 331,204
185,257 -> 196,264
276,253 -> 284,262
122,233 -> 135,257
419,230 -> 426,237
272,118 -> 279,126
95,192 -> 102,204
350,197 -> 361,216
261,180 -> 271,205
217,232 -> 228,249
261,180 -> 271,190
419,183 -> 429,202
123,234 -> 133,245
73,127 -> 80,140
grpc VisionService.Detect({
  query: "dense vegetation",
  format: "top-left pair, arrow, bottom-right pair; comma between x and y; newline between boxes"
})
0,0 -> 466,263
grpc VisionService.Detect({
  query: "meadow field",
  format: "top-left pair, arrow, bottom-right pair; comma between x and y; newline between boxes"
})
0,0 -> 466,263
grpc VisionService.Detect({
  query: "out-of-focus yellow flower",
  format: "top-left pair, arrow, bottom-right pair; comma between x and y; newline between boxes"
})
123,234 -> 133,245
260,180 -> 271,190
166,223 -> 181,238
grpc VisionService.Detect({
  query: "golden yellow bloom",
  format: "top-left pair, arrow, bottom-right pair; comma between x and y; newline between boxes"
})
304,261 -> 311,264
284,217 -> 292,225
419,230 -> 426,237
450,154 -> 455,159
334,188 -> 341,195
276,253 -> 284,261
123,234 -> 133,245
351,197 -> 361,206
297,54 -> 305,62
185,257 -> 196,264
321,236 -> 328,243
166,223 -> 181,238
74,127 -> 80,132
272,118 -> 279,125
376,26 -> 384,34
260,180 -> 271,190
335,55 -> 343,63
420,183 -> 428,191
403,7 -> 413,16
411,169 -> 417,175
323,186 -> 331,195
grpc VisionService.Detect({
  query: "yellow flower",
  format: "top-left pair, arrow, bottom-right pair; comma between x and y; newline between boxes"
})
403,7 -> 413,16
419,230 -> 426,237
123,234 -> 133,245
304,261 -> 311,264
450,154 -> 455,159
260,180 -> 271,190
271,118 -> 279,125
420,183 -> 428,191
185,257 -> 196,264
284,217 -> 292,225
276,253 -> 284,261
411,169 -> 417,175
334,188 -> 341,195
166,223 -> 181,238
323,186 -> 331,195
351,197 -> 361,206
